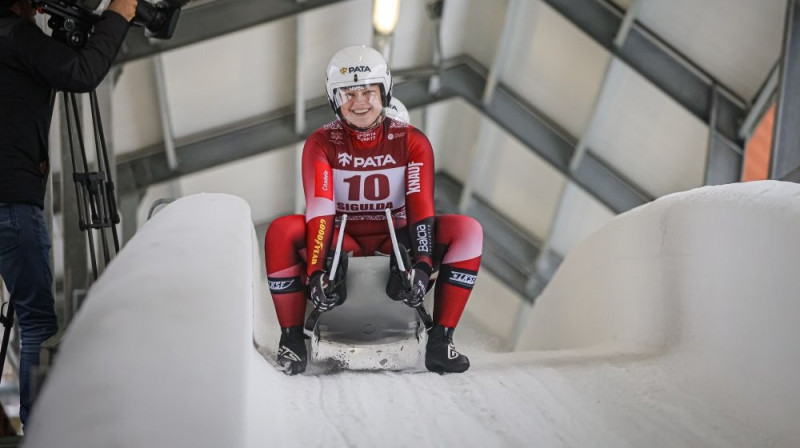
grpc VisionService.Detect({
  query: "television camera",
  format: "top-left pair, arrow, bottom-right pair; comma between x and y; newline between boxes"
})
32,0 -> 188,47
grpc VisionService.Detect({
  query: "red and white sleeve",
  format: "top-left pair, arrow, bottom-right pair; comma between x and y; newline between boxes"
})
302,133 -> 336,277
405,127 -> 436,270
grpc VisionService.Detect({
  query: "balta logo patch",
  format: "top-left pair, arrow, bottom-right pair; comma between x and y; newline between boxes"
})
415,223 -> 430,254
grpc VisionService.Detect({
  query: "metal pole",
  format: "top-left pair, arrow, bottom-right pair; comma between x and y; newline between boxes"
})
153,55 -> 179,171
373,32 -> 394,64
704,85 -> 719,185
536,0 -> 641,274
568,58 -> 617,173
427,0 -> 445,95
153,55 -> 183,199
570,0 -> 641,173
458,0 -> 522,213
481,0 -> 522,106
295,9 -> 307,214
770,0 -> 800,180
738,63 -> 779,141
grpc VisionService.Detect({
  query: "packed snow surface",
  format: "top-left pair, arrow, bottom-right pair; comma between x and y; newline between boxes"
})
23,181 -> 800,447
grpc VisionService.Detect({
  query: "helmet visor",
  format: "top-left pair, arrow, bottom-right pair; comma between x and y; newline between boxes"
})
332,84 -> 384,111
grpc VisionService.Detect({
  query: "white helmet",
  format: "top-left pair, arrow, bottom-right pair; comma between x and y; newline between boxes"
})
385,98 -> 410,123
326,46 -> 393,120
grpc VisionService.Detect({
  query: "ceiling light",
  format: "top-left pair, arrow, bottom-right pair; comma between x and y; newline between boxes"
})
373,0 -> 401,36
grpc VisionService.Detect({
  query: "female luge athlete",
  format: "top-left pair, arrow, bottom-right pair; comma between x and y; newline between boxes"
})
264,46 -> 483,375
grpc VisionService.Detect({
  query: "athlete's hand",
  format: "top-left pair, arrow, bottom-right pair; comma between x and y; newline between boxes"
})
109,0 -> 138,22
308,271 -> 339,312
398,266 -> 429,308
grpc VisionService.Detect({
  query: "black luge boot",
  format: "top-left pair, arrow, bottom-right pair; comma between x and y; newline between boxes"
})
425,325 -> 470,374
277,326 -> 308,375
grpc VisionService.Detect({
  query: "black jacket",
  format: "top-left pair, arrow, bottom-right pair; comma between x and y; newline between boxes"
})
0,9 -> 129,208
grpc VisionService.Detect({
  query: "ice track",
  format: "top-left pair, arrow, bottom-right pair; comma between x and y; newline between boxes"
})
23,181 -> 800,447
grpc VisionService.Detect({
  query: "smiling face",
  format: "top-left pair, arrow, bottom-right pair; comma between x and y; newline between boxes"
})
337,84 -> 383,129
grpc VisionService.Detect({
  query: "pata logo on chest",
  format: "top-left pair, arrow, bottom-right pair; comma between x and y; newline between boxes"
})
337,153 -> 397,168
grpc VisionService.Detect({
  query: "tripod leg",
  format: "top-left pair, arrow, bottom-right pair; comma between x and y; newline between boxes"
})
0,301 -> 15,382
90,91 -> 121,255
96,188 -> 111,266
65,93 -> 100,280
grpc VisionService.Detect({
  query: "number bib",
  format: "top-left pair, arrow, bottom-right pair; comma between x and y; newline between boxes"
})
333,166 -> 406,213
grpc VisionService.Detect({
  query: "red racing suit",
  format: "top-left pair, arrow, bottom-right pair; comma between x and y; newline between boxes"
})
265,117 -> 483,329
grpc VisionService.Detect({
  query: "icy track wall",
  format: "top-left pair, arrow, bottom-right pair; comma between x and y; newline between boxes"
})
23,194 -> 266,448
518,180 -> 800,440
20,182 -> 800,446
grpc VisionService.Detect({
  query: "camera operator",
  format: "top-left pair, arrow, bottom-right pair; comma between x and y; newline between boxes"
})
0,0 -> 136,427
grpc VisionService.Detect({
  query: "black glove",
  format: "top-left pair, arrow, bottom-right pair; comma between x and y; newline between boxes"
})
308,271 -> 340,312
397,265 -> 430,308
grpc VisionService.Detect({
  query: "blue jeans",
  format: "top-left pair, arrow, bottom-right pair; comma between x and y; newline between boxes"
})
0,203 -> 59,425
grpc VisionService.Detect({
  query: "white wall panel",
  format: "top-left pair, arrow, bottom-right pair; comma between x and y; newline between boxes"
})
587,60 -> 709,198
391,0 -> 437,69
176,146 -> 297,225
427,99 -> 565,240
137,147 -> 297,228
471,121 -> 565,240
548,182 -> 615,257
161,19 -> 297,138
300,1 -> 373,106
465,270 -> 524,344
425,98 -> 482,180
502,0 -> 610,138
637,0 -> 784,100
112,59 -> 163,156
298,0 -> 435,110
440,0 -> 507,68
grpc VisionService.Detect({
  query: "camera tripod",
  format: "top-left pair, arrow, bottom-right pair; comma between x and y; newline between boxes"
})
0,88 -> 121,381
63,89 -> 122,277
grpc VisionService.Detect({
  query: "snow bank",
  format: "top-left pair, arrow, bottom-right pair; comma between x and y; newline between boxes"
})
23,193 -> 265,448
518,180 -> 800,441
